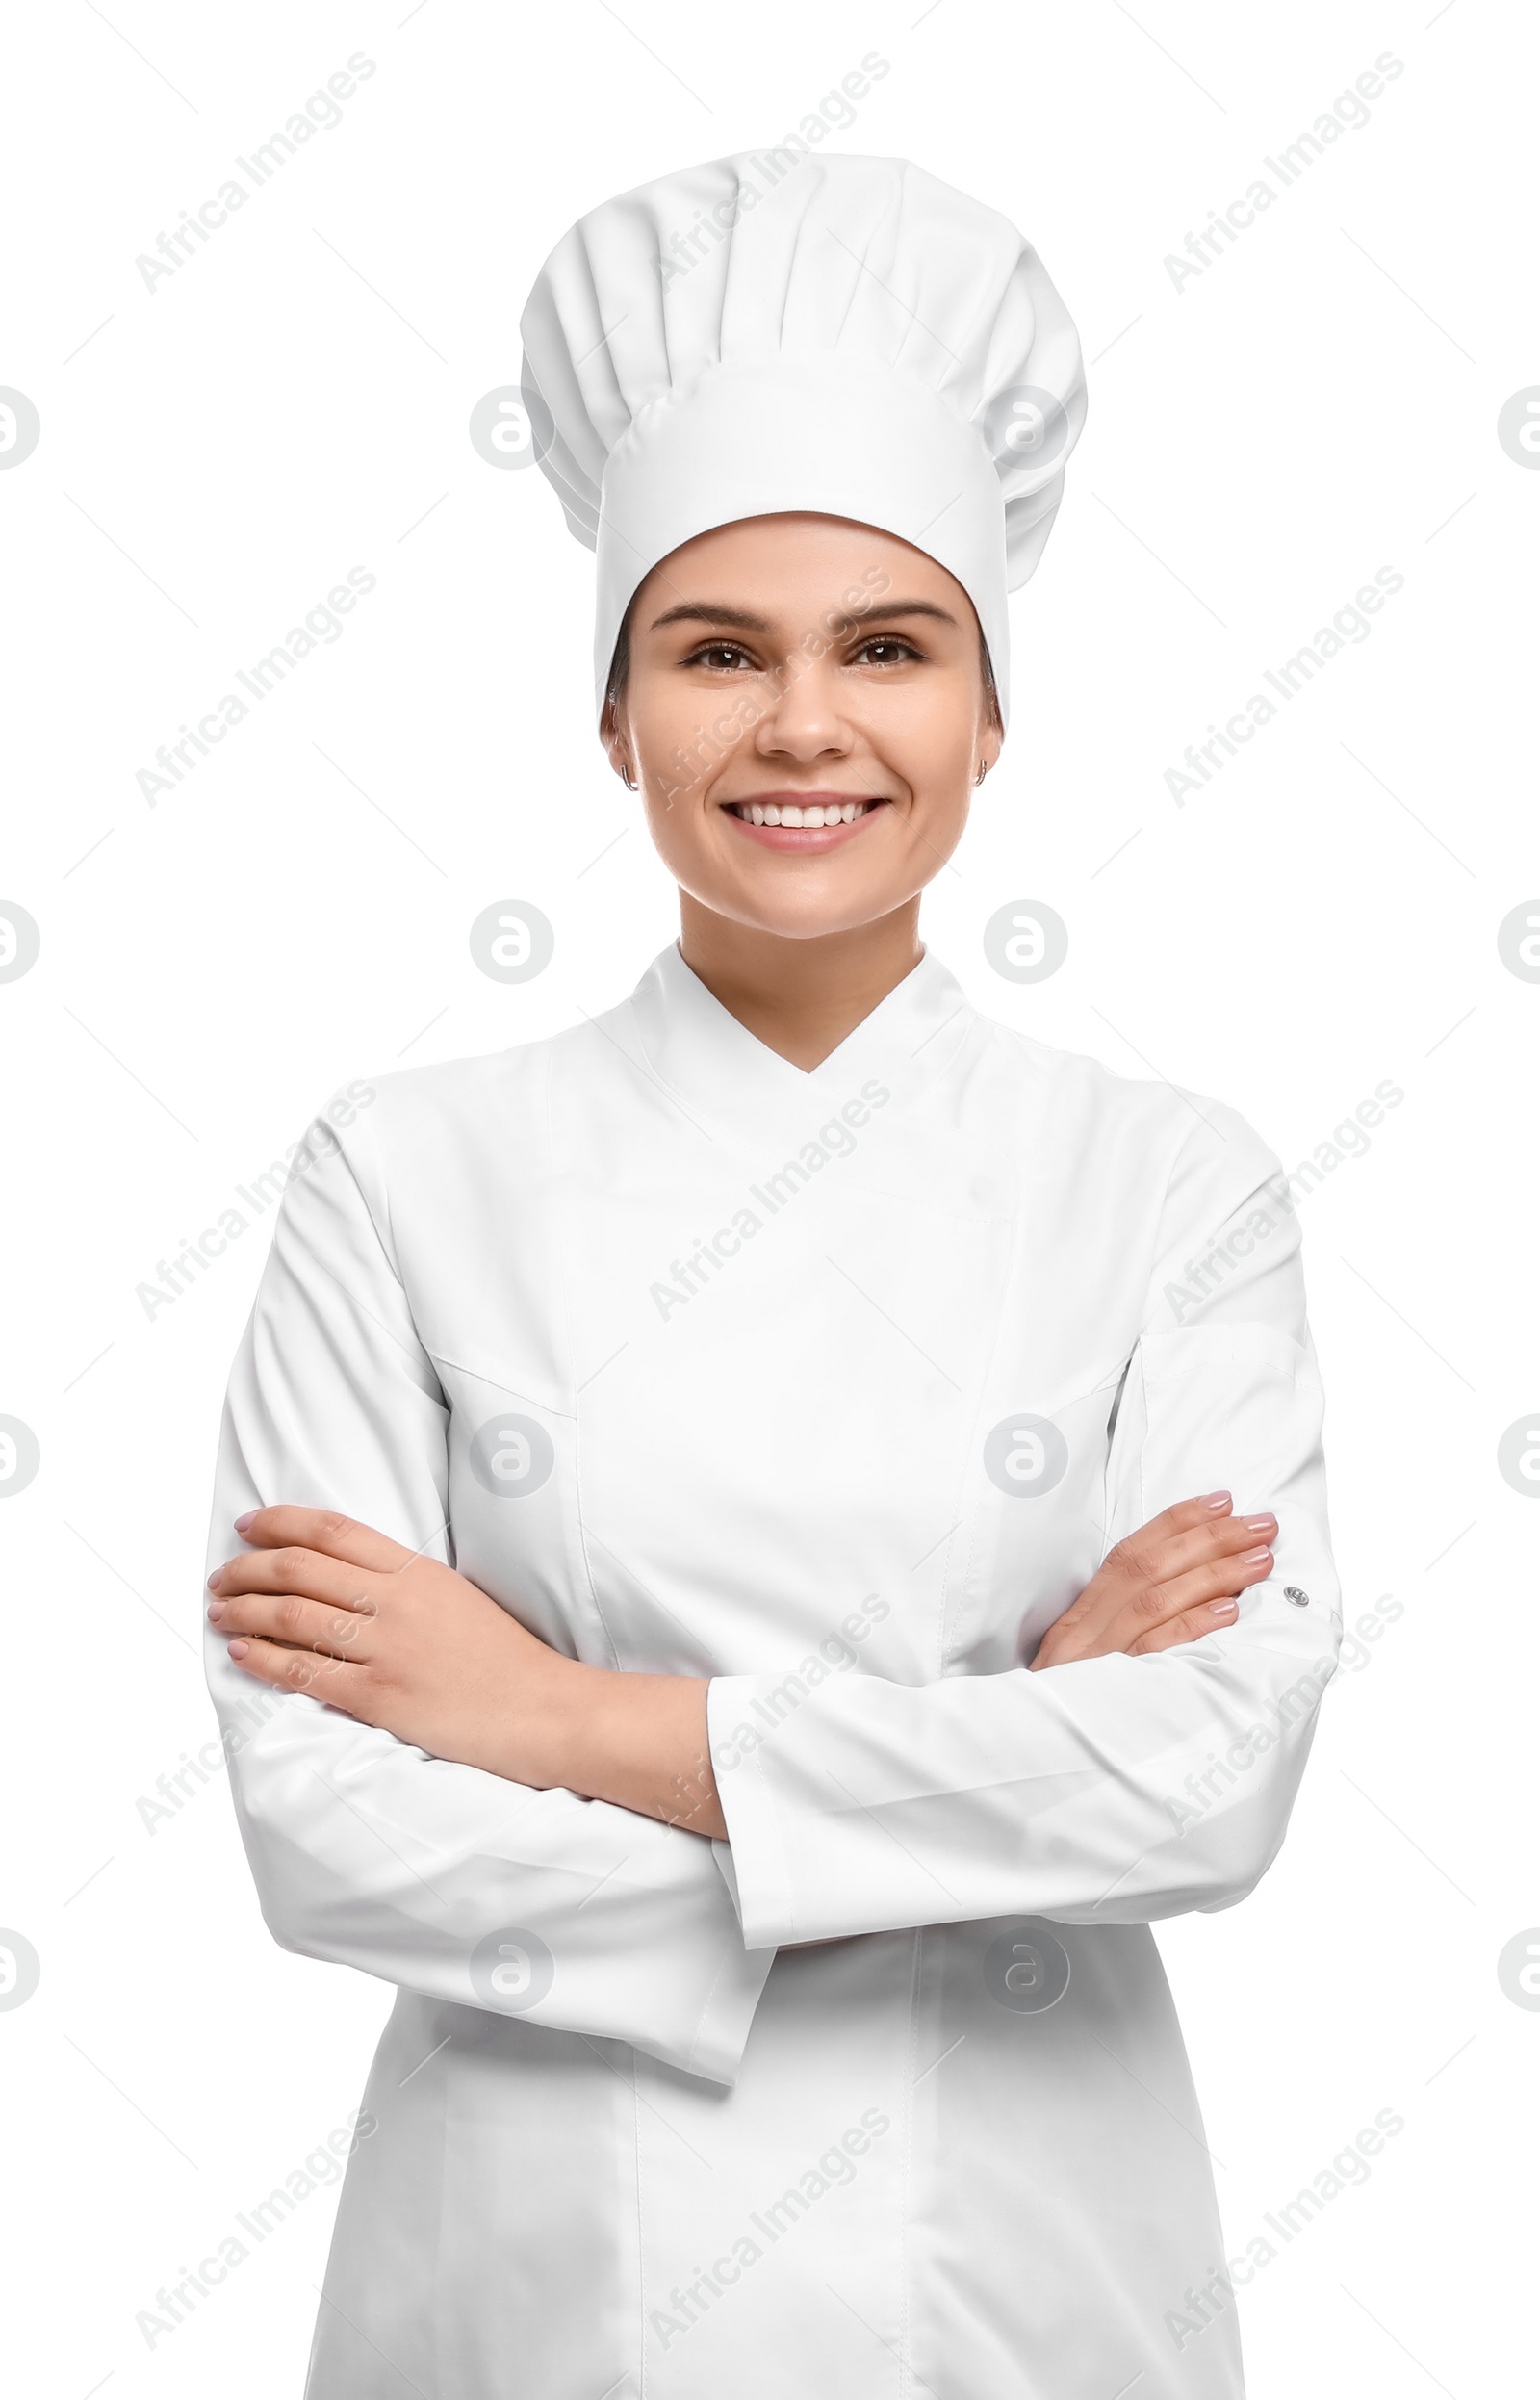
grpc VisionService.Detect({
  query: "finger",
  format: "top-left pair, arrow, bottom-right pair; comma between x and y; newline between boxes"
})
233,1506 -> 416,1574
1120,1544 -> 1275,1645
1128,1596 -> 1245,1656
222,1635 -> 374,1714
210,1587 -> 376,1661
1040,1546 -> 1273,1665
1058,1518 -> 1275,1658
1107,1507 -> 1278,1592
1122,1492 -> 1234,1546
211,1546 -> 380,1610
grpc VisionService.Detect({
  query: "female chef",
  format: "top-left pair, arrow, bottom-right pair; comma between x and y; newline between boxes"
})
202,153 -> 1340,2398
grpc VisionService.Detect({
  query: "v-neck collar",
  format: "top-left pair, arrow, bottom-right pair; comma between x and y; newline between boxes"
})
627,939 -> 977,1155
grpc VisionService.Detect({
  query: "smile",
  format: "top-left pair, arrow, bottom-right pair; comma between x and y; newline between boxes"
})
728,797 -> 880,827
721,795 -> 890,849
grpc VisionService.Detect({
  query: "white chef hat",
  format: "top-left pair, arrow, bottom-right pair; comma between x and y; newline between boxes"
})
519,150 -> 1087,734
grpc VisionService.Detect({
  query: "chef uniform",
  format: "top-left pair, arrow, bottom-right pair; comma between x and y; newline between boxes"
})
205,152 -> 1340,2399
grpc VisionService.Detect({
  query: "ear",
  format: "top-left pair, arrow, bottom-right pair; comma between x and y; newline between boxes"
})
599,699 -> 635,788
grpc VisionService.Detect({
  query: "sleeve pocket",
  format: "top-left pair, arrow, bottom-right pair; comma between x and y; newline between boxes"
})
1105,1321 -> 1340,1657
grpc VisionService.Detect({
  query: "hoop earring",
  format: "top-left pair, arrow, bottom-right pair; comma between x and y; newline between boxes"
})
974,761 -> 988,785
621,764 -> 638,790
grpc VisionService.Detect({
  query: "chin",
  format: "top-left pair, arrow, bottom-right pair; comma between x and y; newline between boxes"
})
722,890 -> 906,942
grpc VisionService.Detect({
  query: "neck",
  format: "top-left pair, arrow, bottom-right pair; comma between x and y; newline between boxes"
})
678,896 -> 923,1071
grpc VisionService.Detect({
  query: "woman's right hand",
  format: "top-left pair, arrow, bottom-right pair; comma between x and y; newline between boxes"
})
1029,1492 -> 1276,1671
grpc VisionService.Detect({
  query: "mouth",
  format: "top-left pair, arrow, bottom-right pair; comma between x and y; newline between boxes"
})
721,794 -> 890,849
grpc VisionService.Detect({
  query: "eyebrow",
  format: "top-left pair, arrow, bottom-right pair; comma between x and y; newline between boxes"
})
647,597 -> 959,633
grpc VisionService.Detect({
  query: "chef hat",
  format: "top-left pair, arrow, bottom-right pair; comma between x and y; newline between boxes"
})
519,150 -> 1087,734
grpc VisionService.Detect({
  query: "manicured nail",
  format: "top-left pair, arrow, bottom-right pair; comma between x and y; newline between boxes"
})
1239,1544 -> 1272,1565
234,1511 -> 255,1533
206,1571 -> 223,1591
1202,1491 -> 1231,1511
1242,1513 -> 1277,1535
206,1601 -> 225,1621
227,1639 -> 249,1660
1208,1598 -> 1238,1617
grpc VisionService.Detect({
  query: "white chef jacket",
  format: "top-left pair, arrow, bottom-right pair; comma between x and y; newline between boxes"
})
204,941 -> 1341,2399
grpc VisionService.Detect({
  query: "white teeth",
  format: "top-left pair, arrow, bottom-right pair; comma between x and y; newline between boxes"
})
733,798 -> 876,827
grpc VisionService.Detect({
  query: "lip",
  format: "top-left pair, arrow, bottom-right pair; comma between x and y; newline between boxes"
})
720,792 -> 891,854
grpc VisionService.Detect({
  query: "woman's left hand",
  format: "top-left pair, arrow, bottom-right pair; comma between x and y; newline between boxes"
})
208,1507 -> 575,1785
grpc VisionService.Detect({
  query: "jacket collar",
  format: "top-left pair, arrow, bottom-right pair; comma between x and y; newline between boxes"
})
626,939 -> 977,1155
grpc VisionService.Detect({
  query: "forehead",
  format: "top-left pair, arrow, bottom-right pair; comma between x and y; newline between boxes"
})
631,512 -> 969,630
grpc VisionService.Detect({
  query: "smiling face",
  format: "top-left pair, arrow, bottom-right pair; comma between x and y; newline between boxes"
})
602,513 -> 1002,943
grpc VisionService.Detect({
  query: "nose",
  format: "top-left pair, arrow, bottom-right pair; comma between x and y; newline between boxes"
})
750,655 -> 854,766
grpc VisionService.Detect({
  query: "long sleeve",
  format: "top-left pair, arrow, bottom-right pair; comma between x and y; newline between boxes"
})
707,1107 -> 1343,1949
205,1097 -> 773,2086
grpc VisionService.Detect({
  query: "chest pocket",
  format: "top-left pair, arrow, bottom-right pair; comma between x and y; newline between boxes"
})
424,1345 -> 618,1666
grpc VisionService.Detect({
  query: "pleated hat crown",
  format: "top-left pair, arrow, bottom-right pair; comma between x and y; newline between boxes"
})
519,150 -> 1088,729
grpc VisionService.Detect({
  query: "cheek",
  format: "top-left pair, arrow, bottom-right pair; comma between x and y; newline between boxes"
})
898,784 -> 972,867
865,663 -> 980,751
865,690 -> 979,803
639,790 -> 699,868
630,686 -> 755,802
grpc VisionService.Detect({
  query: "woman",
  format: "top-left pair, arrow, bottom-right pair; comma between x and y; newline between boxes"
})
204,154 -> 1340,2398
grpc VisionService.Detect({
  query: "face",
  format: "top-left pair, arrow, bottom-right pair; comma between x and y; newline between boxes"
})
603,513 -> 1002,942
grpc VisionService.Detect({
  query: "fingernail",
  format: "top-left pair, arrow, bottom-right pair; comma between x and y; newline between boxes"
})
1208,1598 -> 1239,1617
1239,1544 -> 1272,1565
234,1511 -> 255,1534
206,1571 -> 222,1591
1243,1513 -> 1277,1535
206,1601 -> 225,1621
227,1639 -> 249,1660
1202,1491 -> 1231,1511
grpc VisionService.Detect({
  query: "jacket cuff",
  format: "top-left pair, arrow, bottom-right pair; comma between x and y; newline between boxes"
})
683,1897 -> 778,2083
707,1674 -> 799,1951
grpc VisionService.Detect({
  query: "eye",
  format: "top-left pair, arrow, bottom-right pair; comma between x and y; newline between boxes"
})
681,640 -> 756,673
851,634 -> 923,666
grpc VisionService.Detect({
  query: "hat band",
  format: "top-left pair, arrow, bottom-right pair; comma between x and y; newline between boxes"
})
592,352 -> 1010,728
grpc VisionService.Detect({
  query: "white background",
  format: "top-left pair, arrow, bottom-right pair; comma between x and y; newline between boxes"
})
1,1 -> 1534,2391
